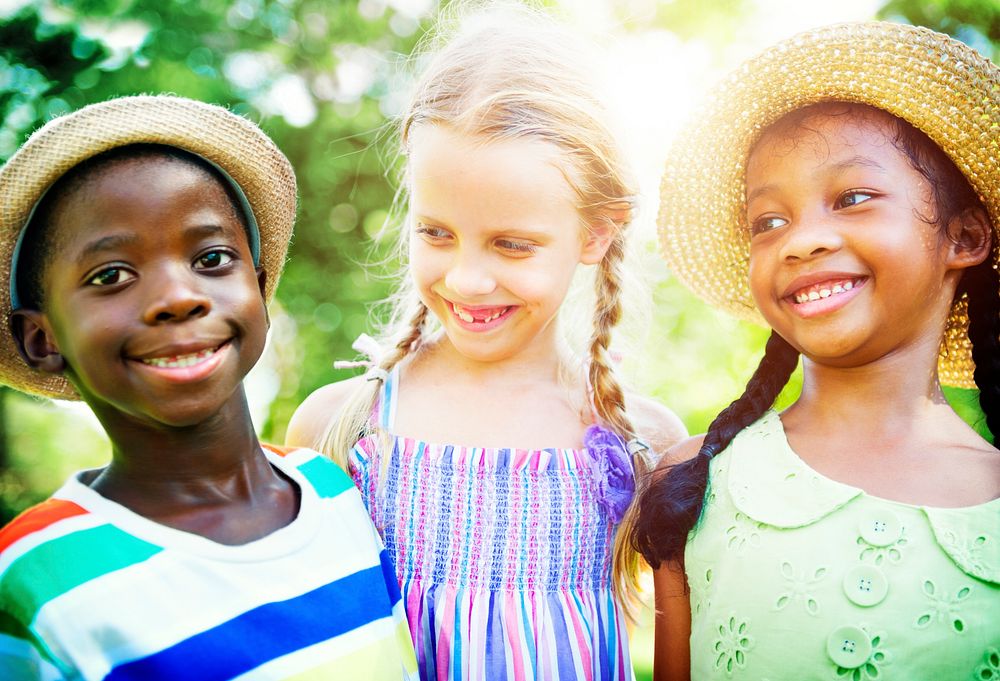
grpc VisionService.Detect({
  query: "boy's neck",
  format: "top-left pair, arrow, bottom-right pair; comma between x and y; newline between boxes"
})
84,390 -> 300,544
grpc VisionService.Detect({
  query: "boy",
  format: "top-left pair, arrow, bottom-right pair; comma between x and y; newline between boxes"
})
0,95 -> 417,680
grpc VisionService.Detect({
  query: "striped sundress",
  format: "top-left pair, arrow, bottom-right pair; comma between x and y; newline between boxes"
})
350,366 -> 635,681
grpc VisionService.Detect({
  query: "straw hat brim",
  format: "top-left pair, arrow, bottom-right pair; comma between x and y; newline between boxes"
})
658,21 -> 1000,389
0,95 -> 297,400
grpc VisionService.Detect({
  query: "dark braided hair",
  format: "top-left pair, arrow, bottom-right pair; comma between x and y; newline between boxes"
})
960,258 -> 1000,443
632,330 -> 799,568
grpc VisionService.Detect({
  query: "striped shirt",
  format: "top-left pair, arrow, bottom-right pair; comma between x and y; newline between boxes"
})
0,446 -> 418,681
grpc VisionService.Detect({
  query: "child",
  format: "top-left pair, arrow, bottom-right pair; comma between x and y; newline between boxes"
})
633,22 -> 1000,681
286,7 -> 686,680
0,96 -> 417,681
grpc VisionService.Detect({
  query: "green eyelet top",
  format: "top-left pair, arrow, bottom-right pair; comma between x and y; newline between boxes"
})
686,410 -> 1000,680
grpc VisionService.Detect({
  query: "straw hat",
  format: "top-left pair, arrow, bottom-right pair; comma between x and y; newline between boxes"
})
0,94 -> 297,399
658,21 -> 1000,388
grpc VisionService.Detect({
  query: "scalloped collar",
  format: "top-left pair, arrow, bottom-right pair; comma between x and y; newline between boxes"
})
725,410 -> 1000,585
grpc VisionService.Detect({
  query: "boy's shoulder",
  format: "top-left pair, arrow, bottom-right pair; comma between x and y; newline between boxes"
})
262,444 -> 356,499
284,375 -> 368,449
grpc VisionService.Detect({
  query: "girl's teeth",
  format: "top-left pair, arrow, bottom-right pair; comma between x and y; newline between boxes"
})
453,305 -> 507,323
793,280 -> 857,304
142,348 -> 215,368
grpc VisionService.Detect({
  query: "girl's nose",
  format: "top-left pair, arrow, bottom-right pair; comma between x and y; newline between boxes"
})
779,214 -> 845,262
444,253 -> 497,298
142,266 -> 212,324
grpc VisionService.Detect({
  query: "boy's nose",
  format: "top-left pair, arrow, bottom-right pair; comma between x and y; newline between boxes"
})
142,268 -> 212,323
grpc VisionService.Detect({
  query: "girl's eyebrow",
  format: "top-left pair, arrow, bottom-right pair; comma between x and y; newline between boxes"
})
830,155 -> 887,174
747,154 -> 889,205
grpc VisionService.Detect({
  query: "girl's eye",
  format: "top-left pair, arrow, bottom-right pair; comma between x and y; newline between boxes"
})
86,267 -> 135,287
496,239 -> 537,254
835,190 -> 876,209
194,250 -> 233,269
415,223 -> 451,240
749,215 -> 787,236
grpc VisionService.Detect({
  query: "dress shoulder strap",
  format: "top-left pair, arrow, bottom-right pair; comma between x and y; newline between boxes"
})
374,364 -> 400,431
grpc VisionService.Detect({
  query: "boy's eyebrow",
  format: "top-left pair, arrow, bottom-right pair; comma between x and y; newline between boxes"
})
78,233 -> 140,260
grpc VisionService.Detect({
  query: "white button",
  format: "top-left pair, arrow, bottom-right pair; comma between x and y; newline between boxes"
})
826,625 -> 872,668
842,565 -> 888,607
858,509 -> 902,547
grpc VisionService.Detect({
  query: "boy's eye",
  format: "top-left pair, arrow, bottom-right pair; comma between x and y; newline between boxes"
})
749,215 -> 787,236
496,239 -> 537,254
835,190 -> 876,209
87,267 -> 135,287
194,250 -> 234,269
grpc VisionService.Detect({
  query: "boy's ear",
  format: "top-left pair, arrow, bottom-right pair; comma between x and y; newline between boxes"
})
10,310 -> 66,374
944,207 -> 993,270
255,268 -> 270,326
255,267 -> 268,297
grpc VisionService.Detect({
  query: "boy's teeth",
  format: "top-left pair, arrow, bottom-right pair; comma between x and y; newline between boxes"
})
142,347 -> 215,368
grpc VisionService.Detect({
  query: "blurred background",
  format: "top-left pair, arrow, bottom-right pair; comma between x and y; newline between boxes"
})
1,0 -> 996,676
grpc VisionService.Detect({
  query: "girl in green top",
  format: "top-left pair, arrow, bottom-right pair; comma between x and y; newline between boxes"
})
634,22 -> 999,681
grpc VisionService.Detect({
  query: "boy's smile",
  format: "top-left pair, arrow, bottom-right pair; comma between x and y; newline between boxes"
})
26,155 -> 267,429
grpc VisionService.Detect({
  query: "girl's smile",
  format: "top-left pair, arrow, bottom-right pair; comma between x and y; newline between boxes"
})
407,124 -> 610,365
745,108 -> 962,366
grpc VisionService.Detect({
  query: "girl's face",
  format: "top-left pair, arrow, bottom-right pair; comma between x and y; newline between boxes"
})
407,124 -> 610,365
745,109 -> 966,368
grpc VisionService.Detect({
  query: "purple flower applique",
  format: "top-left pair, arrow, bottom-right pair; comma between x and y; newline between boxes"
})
583,424 -> 636,524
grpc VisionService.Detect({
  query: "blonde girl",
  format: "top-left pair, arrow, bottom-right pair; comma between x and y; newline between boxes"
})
287,5 -> 685,680
633,22 -> 1000,681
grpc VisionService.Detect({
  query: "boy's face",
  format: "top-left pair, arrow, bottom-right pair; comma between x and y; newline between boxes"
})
18,155 -> 268,428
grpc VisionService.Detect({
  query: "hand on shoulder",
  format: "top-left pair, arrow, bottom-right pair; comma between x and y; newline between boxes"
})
625,393 -> 689,463
285,375 -> 368,449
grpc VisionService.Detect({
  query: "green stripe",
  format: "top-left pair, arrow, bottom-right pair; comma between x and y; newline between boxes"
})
297,456 -> 354,498
0,524 -> 161,626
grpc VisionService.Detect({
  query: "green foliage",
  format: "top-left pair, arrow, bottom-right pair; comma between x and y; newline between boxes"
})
878,0 -> 1000,61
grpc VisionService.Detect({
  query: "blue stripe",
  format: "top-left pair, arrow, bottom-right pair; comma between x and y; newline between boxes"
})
379,549 -> 402,607
104,565 -> 393,681
296,455 -> 354,498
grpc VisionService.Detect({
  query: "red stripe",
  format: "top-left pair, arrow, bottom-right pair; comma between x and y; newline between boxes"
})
261,443 -> 298,458
0,499 -> 89,552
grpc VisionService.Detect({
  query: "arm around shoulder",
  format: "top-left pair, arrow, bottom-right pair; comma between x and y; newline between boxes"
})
284,376 -> 367,450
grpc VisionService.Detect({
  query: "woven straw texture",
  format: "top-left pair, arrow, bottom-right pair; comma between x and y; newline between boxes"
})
658,21 -> 1000,388
0,95 -> 297,399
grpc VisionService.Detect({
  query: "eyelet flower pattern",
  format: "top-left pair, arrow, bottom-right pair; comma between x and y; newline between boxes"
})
774,561 -> 827,615
857,528 -> 907,565
726,512 -> 764,553
691,567 -> 714,618
936,530 -> 991,581
974,648 -> 1000,680
834,627 -> 891,680
713,615 -> 754,676
914,579 -> 972,634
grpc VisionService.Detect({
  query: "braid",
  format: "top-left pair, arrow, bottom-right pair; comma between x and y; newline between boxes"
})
322,300 -> 428,469
960,258 -> 1000,443
588,233 -> 634,439
631,331 -> 799,568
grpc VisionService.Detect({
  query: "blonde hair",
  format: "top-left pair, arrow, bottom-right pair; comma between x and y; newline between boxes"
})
318,2 -> 647,611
